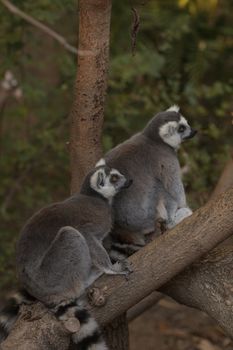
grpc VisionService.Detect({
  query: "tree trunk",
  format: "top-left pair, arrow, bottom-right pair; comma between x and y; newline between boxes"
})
69,0 -> 129,348
70,0 -> 112,193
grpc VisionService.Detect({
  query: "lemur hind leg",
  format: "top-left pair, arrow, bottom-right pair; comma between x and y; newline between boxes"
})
33,227 -> 108,349
32,226 -> 92,305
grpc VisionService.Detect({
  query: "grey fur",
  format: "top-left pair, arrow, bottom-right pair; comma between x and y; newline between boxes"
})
102,107 -> 197,251
0,165 -> 131,348
16,165 -> 131,305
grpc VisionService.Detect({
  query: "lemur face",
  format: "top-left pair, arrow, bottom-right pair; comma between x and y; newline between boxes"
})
90,165 -> 132,200
158,105 -> 197,150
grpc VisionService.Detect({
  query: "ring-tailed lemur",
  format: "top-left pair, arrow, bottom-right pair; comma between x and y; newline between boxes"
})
0,165 -> 132,349
97,106 -> 197,261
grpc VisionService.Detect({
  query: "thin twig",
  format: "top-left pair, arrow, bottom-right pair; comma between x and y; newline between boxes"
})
131,7 -> 140,56
1,0 -> 81,55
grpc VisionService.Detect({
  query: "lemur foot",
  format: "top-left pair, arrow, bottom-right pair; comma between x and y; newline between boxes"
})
167,207 -> 193,229
103,260 -> 133,279
113,260 -> 133,280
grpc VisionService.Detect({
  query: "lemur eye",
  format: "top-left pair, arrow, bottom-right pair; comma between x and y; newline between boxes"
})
178,125 -> 186,133
110,174 -> 119,183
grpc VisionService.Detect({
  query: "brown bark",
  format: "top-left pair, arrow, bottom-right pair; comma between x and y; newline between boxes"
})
127,292 -> 163,322
1,303 -> 70,350
70,0 -> 112,193
161,246 -> 233,337
69,1 -> 129,346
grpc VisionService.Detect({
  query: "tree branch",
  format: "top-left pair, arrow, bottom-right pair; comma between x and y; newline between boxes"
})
2,189 -> 233,349
161,246 -> 233,337
127,292 -> 162,322
0,0 -> 79,55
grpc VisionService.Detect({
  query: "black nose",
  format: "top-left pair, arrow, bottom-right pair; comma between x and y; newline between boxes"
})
123,179 -> 133,189
184,128 -> 197,140
190,129 -> 198,138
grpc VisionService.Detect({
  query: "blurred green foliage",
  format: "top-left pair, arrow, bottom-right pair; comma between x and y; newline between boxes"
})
0,0 -> 232,295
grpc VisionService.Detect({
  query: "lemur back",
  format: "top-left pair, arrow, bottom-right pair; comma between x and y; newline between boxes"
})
101,106 -> 197,261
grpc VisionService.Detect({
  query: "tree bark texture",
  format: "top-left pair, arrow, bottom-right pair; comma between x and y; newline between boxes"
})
70,0 -> 112,193
162,246 -> 233,337
127,292 -> 163,322
0,303 -> 70,350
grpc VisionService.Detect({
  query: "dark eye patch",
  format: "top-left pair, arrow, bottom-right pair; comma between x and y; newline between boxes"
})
178,124 -> 186,133
110,174 -> 119,183
97,172 -> 105,187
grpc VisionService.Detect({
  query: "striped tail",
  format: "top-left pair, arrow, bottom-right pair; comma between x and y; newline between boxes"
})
0,289 -> 35,343
110,241 -> 142,263
55,302 -> 108,350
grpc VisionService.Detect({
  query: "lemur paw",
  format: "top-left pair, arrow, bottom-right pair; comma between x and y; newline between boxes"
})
174,207 -> 192,225
113,260 -> 133,278
167,207 -> 193,229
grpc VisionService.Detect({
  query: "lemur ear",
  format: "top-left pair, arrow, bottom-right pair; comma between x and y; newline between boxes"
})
95,158 -> 106,167
97,171 -> 105,188
166,105 -> 180,113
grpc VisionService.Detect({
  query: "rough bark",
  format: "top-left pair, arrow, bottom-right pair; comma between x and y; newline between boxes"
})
70,0 -> 112,193
0,303 -> 70,350
127,292 -> 163,322
162,246 -> 233,337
